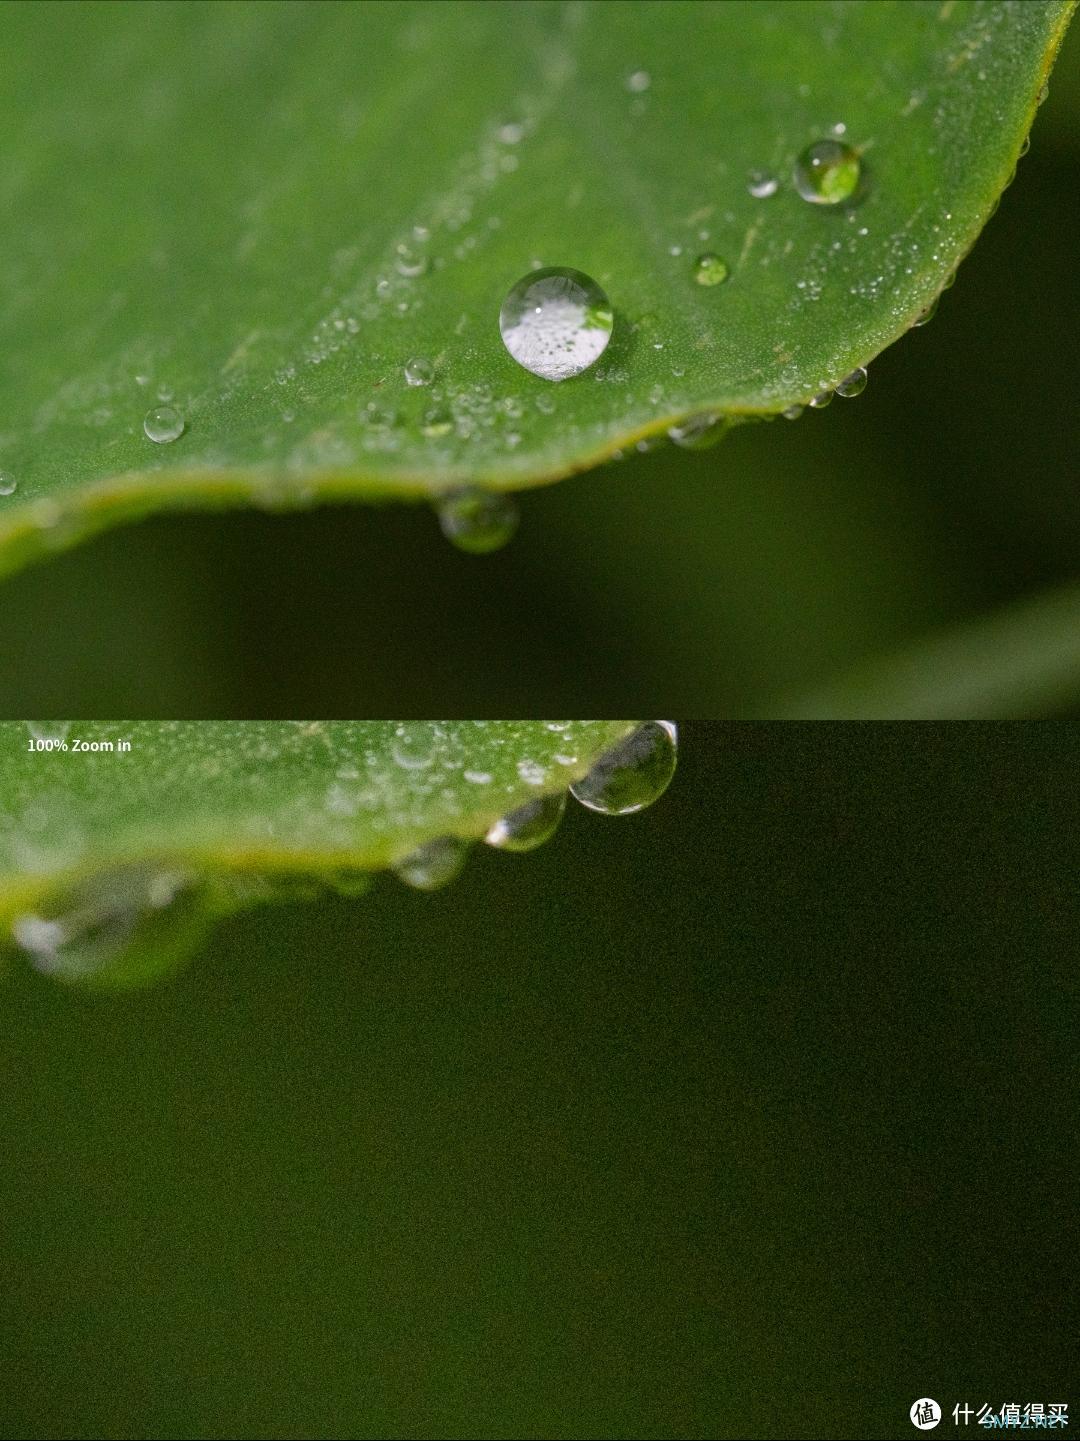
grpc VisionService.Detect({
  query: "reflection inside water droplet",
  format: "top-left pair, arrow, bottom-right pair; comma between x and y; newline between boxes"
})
499,268 -> 613,381
569,722 -> 678,816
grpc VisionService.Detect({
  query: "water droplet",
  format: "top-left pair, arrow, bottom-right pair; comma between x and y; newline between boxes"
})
693,253 -> 730,287
395,245 -> 429,278
1037,83 -> 1049,106
0,472 -> 16,497
143,405 -> 185,444
835,366 -> 867,398
793,139 -> 862,205
437,488 -> 519,554
809,390 -> 834,409
12,865 -> 203,985
569,722 -> 678,816
393,836 -> 468,891
1019,134 -> 1031,158
747,169 -> 779,198
625,70 -> 651,93
782,404 -> 805,420
404,356 -> 435,386
667,413 -> 725,450
497,121 -> 525,144
420,407 -> 453,438
499,268 -> 613,382
484,791 -> 567,852
391,723 -> 435,770
912,295 -> 939,327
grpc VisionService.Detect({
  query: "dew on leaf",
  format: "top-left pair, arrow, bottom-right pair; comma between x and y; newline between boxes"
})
625,70 -> 651,93
404,356 -> 435,386
667,412 -> 725,450
499,268 -> 613,381
391,723 -> 436,770
835,366 -> 868,398
912,295 -> 939,327
782,404 -> 805,420
393,836 -> 468,891
793,139 -> 862,205
747,169 -> 779,198
693,253 -> 729,287
809,389 -> 834,409
143,405 -> 185,443
436,487 -> 519,554
569,722 -> 678,816
0,472 -> 16,497
484,791 -> 567,852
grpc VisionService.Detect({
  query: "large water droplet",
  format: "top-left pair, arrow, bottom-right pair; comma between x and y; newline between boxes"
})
569,722 -> 678,816
143,405 -> 185,444
835,367 -> 867,398
667,413 -> 725,450
0,472 -> 16,497
693,253 -> 730,287
405,356 -> 435,386
437,487 -> 519,554
393,836 -> 468,891
793,140 -> 862,205
499,268 -> 613,381
484,791 -> 567,852
11,865 -> 203,985
747,169 -> 779,199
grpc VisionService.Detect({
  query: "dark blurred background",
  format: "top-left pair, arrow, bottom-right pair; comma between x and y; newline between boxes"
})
0,26 -> 1077,720
1,722 -> 1075,1439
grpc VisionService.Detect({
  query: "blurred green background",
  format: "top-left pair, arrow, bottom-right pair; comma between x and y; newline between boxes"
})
1,723 -> 1075,1439
0,21 -> 1078,720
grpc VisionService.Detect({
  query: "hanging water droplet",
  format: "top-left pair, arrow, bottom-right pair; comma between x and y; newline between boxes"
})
835,367 -> 867,398
404,356 -> 435,386
1037,82 -> 1049,106
793,139 -> 862,205
436,487 -> 518,554
391,723 -> 436,770
0,472 -> 17,497
499,268 -> 613,382
484,791 -> 567,853
912,295 -> 939,327
809,390 -> 834,409
747,169 -> 779,199
1018,134 -> 1031,158
393,836 -> 468,891
11,865 -> 203,985
667,413 -> 725,450
570,722 -> 678,816
143,405 -> 185,444
693,253 -> 729,287
625,70 -> 651,93
782,404 -> 805,420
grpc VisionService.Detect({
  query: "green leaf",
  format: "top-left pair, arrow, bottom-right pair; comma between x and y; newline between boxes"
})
778,584 -> 1080,718
0,720 -> 645,987
0,0 -> 1071,577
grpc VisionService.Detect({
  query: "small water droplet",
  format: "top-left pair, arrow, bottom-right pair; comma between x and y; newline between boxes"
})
668,244 -> 683,257
835,366 -> 867,398
793,139 -> 862,205
497,121 -> 525,144
391,723 -> 436,770
437,487 -> 519,554
26,720 -> 71,746
809,390 -> 834,409
569,722 -> 678,816
393,836 -> 468,891
0,472 -> 17,497
420,407 -> 453,438
667,413 -> 725,450
395,245 -> 429,278
499,268 -> 613,381
143,405 -> 185,444
693,253 -> 729,287
912,295 -> 939,327
625,70 -> 651,93
1037,82 -> 1049,106
484,791 -> 567,852
404,356 -> 435,386
1019,134 -> 1031,157
747,169 -> 779,199
782,404 -> 805,420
